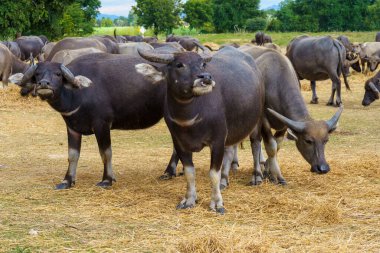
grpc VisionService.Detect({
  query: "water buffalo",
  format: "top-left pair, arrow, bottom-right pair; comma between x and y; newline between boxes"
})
9,52 -> 187,189
118,42 -> 154,56
45,38 -> 108,61
41,42 -> 57,61
166,35 -> 200,51
336,35 -> 361,74
252,32 -> 272,46
286,35 -> 352,106
238,45 -> 343,185
362,71 -> 380,106
1,41 -> 21,58
15,36 -> 44,61
38,35 -> 49,45
376,32 -> 380,42
124,35 -> 144,42
113,29 -> 127,43
50,48 -> 105,65
143,36 -> 158,44
136,45 -> 264,213
0,44 -> 30,88
91,35 -> 120,54
353,42 -> 380,73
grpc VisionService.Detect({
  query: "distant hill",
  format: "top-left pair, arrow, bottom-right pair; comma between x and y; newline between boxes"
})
263,4 -> 280,11
97,13 -> 120,21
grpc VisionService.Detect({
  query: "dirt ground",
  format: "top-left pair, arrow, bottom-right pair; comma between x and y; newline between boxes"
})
0,70 -> 379,252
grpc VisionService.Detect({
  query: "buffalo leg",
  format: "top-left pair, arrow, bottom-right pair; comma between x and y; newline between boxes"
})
249,132 -> 264,186
231,145 -> 239,173
220,145 -> 236,190
209,141 -> 226,214
160,148 -> 180,180
310,81 -> 319,104
328,76 -> 341,106
175,146 -> 197,210
261,119 -> 286,185
94,123 -> 115,187
56,127 -> 82,189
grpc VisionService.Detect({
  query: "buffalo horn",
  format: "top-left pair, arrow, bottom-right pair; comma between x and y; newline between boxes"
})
60,64 -> 77,85
368,82 -> 380,99
137,48 -> 175,64
326,106 -> 344,131
194,41 -> 212,62
267,108 -> 306,133
19,65 -> 37,86
347,55 -> 359,65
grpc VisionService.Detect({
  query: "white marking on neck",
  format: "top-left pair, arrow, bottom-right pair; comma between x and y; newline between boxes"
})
168,113 -> 202,127
61,106 -> 81,117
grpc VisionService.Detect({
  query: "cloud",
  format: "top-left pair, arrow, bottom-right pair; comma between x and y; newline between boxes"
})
99,0 -> 135,16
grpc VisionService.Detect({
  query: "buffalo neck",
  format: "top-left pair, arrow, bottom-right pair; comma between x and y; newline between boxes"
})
166,92 -> 200,120
279,87 -> 312,122
12,55 -> 29,74
47,87 -> 81,114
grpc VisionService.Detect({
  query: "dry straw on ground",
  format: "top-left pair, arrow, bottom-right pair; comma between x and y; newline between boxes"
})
0,71 -> 379,252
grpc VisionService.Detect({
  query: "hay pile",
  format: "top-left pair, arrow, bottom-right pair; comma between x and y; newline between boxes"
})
0,74 -> 379,252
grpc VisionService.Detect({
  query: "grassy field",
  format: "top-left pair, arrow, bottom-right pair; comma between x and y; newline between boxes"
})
94,26 -> 378,46
0,64 -> 379,251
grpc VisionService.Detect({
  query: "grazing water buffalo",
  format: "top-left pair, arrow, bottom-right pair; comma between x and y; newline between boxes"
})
238,46 -> 343,185
166,35 -> 200,51
376,32 -> 380,42
136,45 -> 264,213
362,71 -> 380,106
50,48 -> 105,65
0,44 -> 29,88
45,38 -> 107,61
9,52 -> 186,189
15,36 -> 44,61
353,42 -> 380,73
286,35 -> 352,106
1,41 -> 21,58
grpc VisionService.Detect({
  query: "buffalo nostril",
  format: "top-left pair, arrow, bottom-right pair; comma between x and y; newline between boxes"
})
311,165 -> 330,174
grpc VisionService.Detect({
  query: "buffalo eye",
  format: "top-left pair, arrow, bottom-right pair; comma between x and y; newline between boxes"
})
55,72 -> 61,77
304,139 -> 314,145
176,62 -> 184,68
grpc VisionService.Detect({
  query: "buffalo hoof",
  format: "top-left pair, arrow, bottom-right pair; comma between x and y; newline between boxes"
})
326,101 -> 335,106
96,180 -> 113,188
220,183 -> 228,191
159,173 -> 175,180
55,182 -> 73,190
310,99 -> 319,104
248,178 -> 263,186
278,179 -> 287,185
176,202 -> 194,210
231,162 -> 239,175
216,207 -> 226,215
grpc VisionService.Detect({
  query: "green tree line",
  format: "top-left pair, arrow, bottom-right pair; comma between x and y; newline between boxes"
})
0,0 -> 100,40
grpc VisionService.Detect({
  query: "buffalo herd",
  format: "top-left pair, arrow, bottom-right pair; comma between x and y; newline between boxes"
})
1,30 -> 380,213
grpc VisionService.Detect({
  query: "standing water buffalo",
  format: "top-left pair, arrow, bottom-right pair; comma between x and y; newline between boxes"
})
1,41 -> 21,58
337,35 -> 361,74
376,32 -> 380,42
353,42 -> 380,73
45,38 -> 108,61
0,44 -> 29,88
136,45 -> 264,213
15,36 -> 44,61
237,45 -> 343,186
9,52 -> 185,189
286,35 -> 353,106
362,71 -> 380,106
166,35 -> 200,51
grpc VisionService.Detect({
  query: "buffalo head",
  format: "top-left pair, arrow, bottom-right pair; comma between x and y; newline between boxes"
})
135,42 -> 214,100
9,62 -> 92,100
362,79 -> 380,106
268,107 -> 343,174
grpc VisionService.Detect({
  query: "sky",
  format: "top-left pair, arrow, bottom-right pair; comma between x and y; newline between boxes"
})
99,0 -> 283,16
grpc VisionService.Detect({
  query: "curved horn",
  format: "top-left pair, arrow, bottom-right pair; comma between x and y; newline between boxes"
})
137,48 -> 174,64
326,106 -> 344,131
368,82 -> 380,99
60,64 -> 78,87
19,65 -> 37,86
267,108 -> 306,133
347,55 -> 359,65
194,41 -> 212,62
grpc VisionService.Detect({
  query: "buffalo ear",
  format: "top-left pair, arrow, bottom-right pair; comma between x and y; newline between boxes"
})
8,73 -> 24,85
74,75 -> 92,88
135,63 -> 165,84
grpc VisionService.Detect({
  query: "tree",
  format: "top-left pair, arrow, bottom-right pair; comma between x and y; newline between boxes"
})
114,16 -> 129,26
132,0 -> 182,35
245,17 -> 267,32
183,0 -> 214,32
212,0 -> 262,32
0,0 -> 100,40
101,18 -> 114,27
367,0 -> 380,30
127,10 -> 138,26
